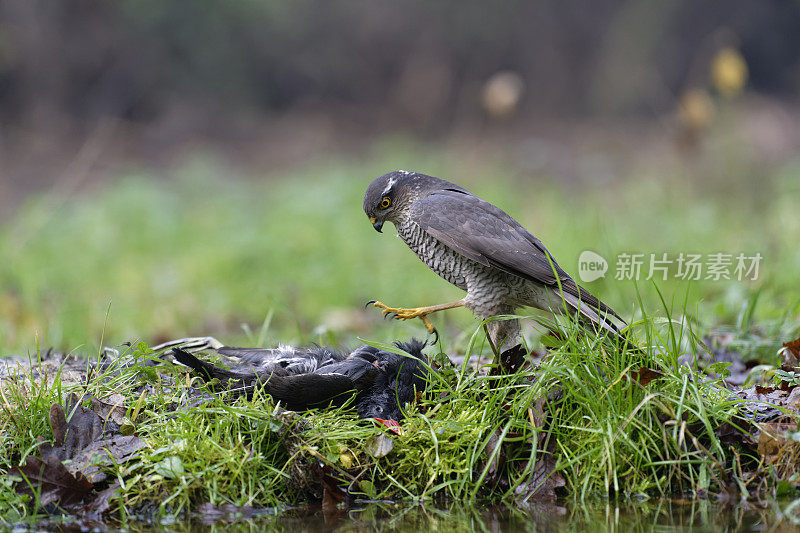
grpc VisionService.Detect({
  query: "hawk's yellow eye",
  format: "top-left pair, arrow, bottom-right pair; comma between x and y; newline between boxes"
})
380,197 -> 391,209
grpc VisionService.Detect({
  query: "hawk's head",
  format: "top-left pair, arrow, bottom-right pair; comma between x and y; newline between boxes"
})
363,170 -> 414,232
363,170 -> 441,232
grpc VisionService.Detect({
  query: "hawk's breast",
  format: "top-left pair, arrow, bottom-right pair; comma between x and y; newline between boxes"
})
394,217 -> 536,317
396,219 -> 470,290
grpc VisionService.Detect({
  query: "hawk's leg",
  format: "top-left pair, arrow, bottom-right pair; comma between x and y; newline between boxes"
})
367,299 -> 466,334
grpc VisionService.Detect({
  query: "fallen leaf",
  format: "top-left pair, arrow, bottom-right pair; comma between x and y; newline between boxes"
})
757,422 -> 799,458
733,386 -> 792,422
40,394 -> 144,484
322,485 -> 342,515
372,418 -> 403,435
42,394 -> 106,459
83,482 -> 120,515
632,367 -> 664,386
781,337 -> 800,368
11,455 -> 93,508
12,393 -> 145,510
313,464 -> 345,516
787,387 -> 800,409
783,337 -> 800,360
715,419 -> 757,448
90,395 -> 127,425
514,452 -> 565,504
365,434 -> 394,458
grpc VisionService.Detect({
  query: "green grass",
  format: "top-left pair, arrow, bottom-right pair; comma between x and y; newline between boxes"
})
0,308 -> 781,522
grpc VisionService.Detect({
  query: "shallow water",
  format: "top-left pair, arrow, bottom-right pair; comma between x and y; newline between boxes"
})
107,498 -> 800,532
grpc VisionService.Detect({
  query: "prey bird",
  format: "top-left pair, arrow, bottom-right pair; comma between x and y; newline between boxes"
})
167,337 -> 429,422
363,170 -> 631,349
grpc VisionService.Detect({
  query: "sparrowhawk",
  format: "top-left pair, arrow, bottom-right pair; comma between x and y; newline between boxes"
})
362,170 -> 628,349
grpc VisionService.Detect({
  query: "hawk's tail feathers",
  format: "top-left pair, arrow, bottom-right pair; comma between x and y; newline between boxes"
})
571,284 -> 626,325
560,287 -> 642,354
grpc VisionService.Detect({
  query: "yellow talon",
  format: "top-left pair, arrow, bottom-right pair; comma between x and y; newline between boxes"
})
419,315 -> 436,334
367,298 -> 467,341
369,300 -> 438,339
371,301 -> 428,321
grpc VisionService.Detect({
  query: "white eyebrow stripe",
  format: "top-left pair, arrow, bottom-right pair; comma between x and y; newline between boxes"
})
381,176 -> 397,195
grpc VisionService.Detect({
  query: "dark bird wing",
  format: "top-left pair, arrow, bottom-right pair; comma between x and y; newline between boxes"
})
259,373 -> 369,410
409,189 -> 625,325
171,339 -> 434,418
173,346 -> 378,410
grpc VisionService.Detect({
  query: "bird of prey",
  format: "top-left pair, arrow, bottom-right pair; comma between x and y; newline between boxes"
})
169,337 -> 429,422
363,170 -> 629,349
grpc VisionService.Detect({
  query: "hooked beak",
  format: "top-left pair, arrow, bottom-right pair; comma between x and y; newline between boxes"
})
370,217 -> 383,233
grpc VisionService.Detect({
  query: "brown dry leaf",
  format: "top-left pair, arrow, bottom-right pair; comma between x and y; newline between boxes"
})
90,395 -> 127,425
787,387 -> 800,411
512,393 -> 564,503
47,394 -> 104,452
530,396 -> 547,430
59,435 -> 145,483
783,337 -> 800,359
757,422 -> 799,458
616,367 -> 664,387
715,419 -> 757,448
514,452 -> 565,504
83,482 -> 121,515
13,393 -> 145,509
782,337 -> 800,368
11,455 -> 93,508
757,422 -> 800,480
756,388 -> 788,405
40,394 -> 144,484
321,486 -> 342,516
314,465 -> 346,516
755,385 -> 777,395
632,367 -> 664,386
735,386 -> 791,421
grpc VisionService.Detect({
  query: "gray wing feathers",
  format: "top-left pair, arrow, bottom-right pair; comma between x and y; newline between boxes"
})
410,191 -> 570,283
410,190 -> 625,325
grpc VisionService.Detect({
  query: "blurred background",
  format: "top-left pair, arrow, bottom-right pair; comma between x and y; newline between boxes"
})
1,0 -> 799,355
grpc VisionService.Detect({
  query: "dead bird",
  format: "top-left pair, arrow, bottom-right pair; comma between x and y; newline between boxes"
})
168,338 -> 429,422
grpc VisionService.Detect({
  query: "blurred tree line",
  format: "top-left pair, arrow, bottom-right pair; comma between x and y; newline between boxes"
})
0,0 -> 798,141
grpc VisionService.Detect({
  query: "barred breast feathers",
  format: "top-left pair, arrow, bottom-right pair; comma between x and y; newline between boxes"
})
394,218 -> 520,315
395,219 -> 469,290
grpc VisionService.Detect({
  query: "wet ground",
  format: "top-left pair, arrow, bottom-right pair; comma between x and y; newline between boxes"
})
11,498 -> 800,532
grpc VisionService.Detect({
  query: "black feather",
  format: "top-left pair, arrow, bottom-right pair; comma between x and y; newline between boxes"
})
172,339 -> 430,420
